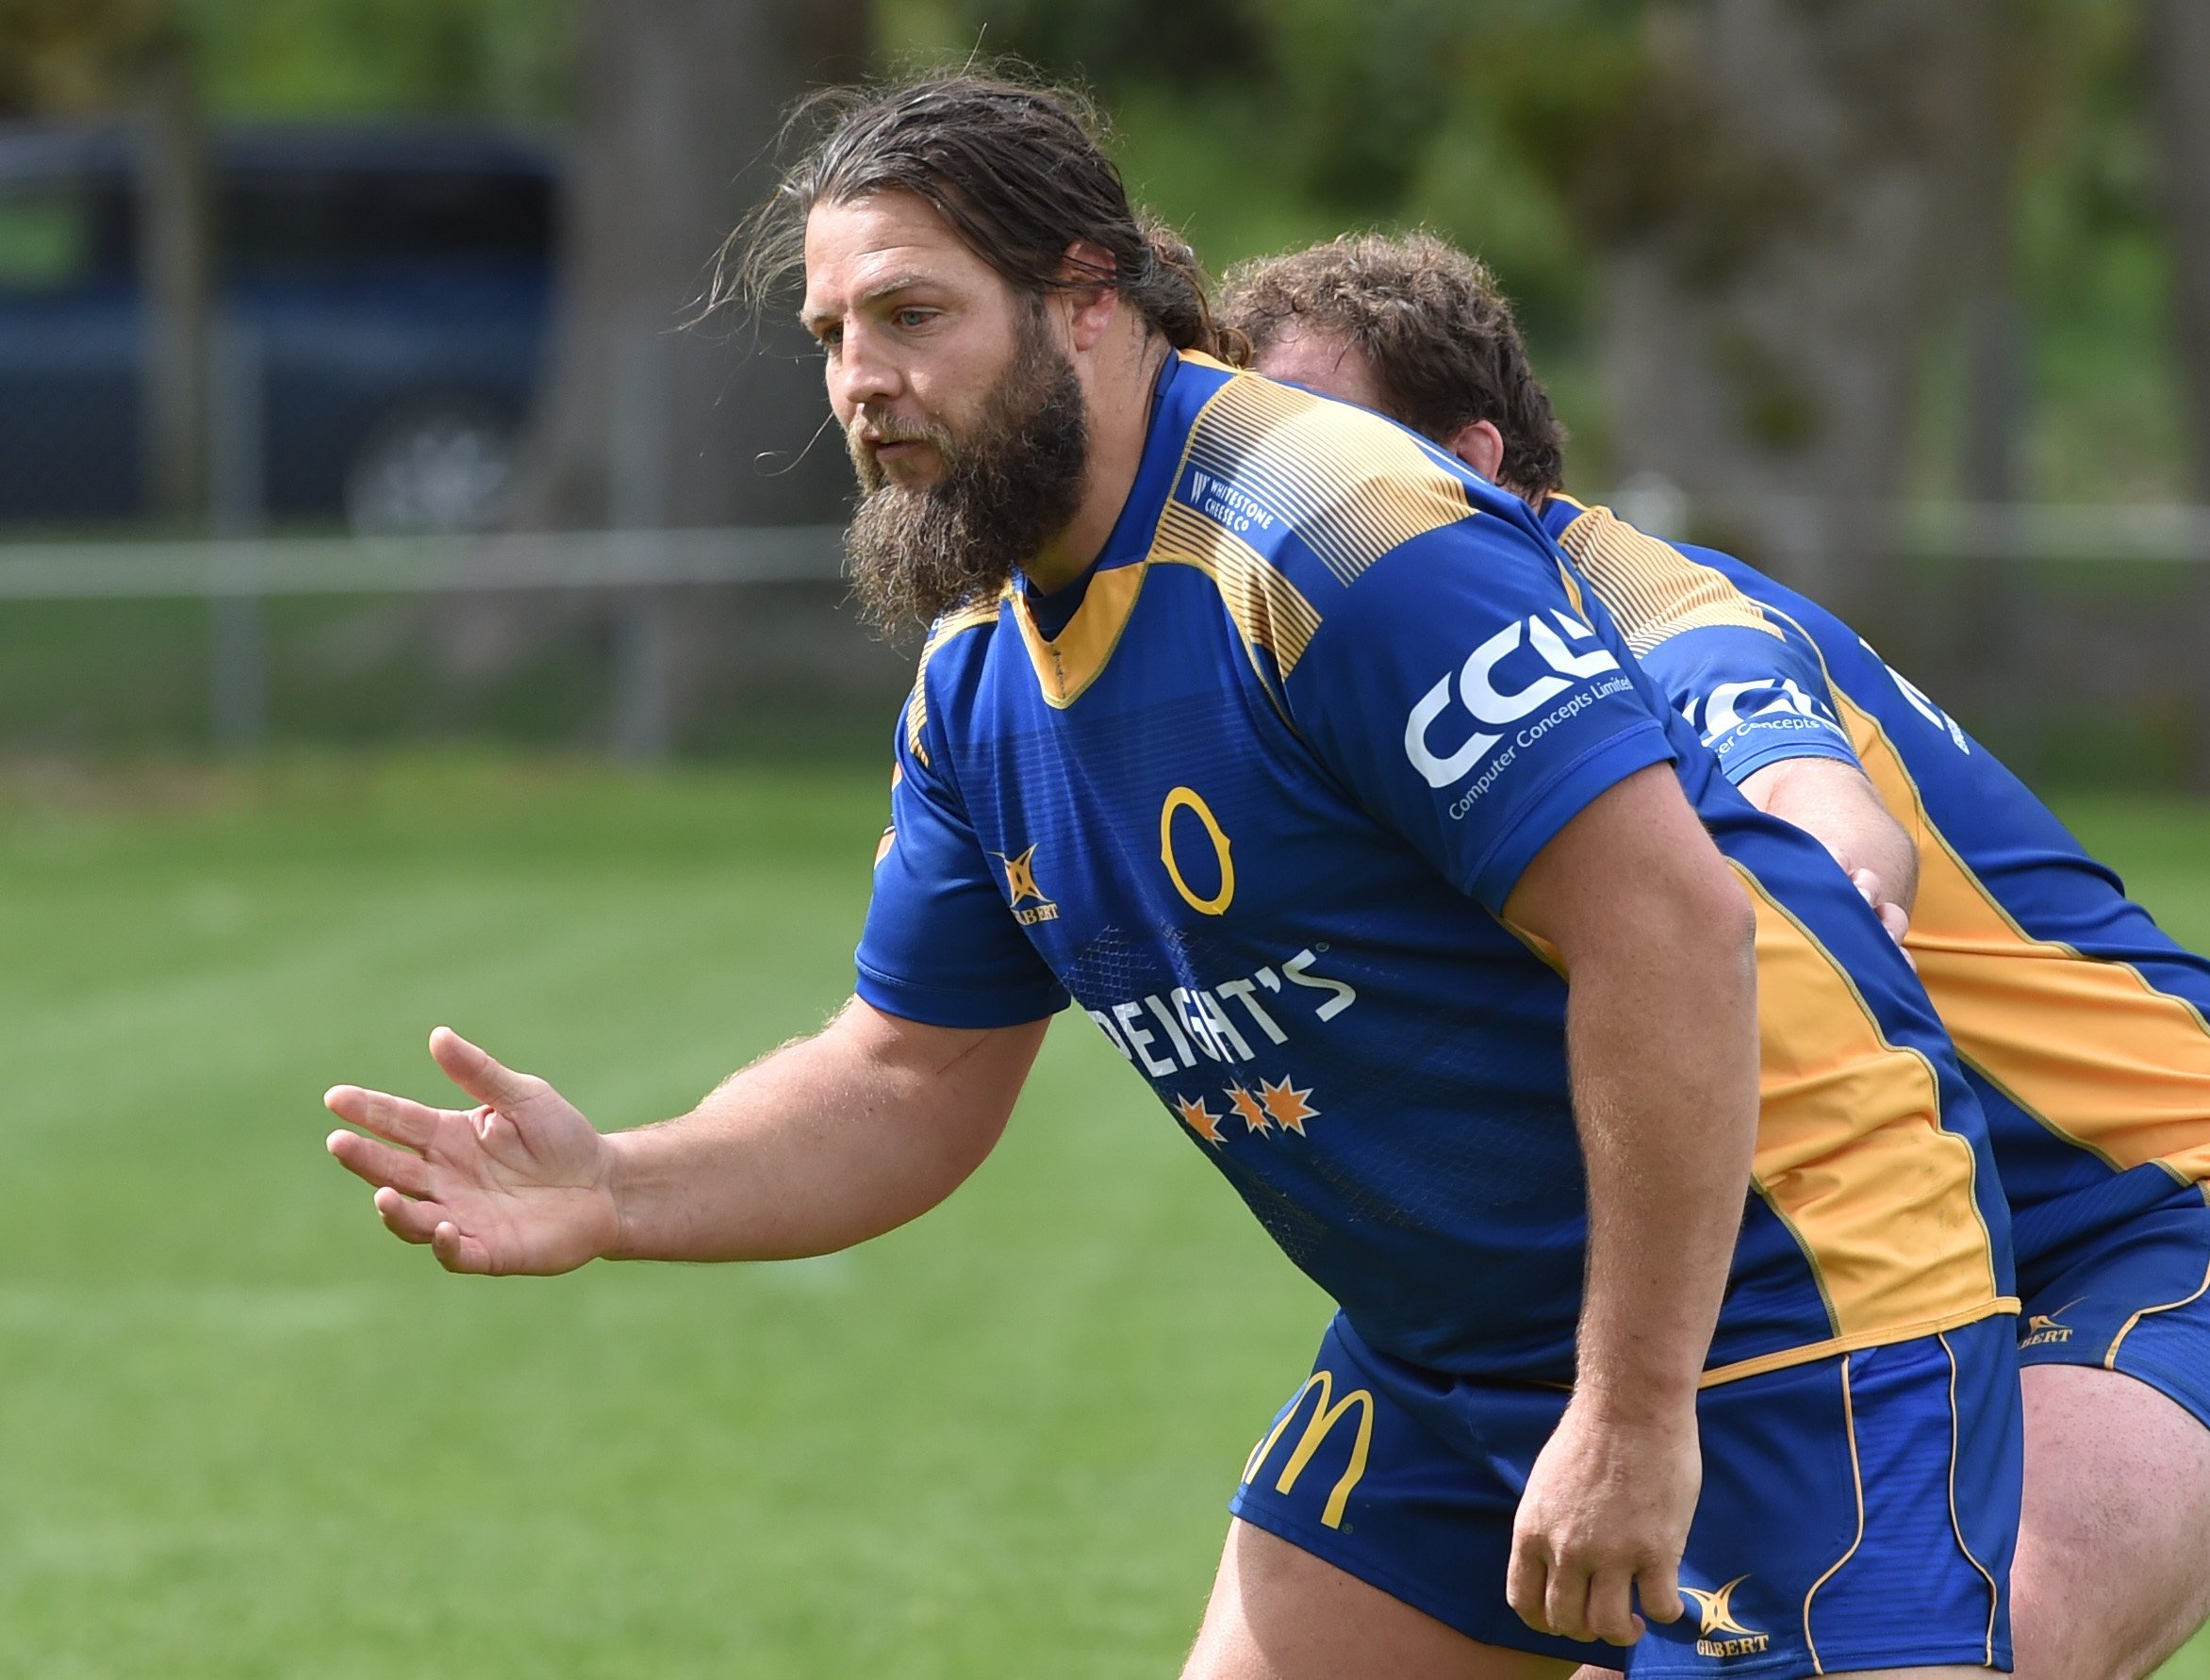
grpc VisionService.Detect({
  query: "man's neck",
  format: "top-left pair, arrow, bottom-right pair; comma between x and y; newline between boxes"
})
1023,325 -> 1172,595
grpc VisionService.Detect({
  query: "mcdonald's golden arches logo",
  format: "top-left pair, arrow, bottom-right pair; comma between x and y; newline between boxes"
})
1240,1368 -> 1373,1529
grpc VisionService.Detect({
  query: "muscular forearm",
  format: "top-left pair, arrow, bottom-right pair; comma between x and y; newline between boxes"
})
605,1001 -> 1046,1263
1741,757 -> 1918,917
1565,893 -> 1759,1408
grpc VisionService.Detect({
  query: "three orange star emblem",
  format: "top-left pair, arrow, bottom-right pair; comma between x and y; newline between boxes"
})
1175,1078 -> 1317,1142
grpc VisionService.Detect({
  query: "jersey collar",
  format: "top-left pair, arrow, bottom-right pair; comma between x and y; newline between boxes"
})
1010,349 -> 1233,707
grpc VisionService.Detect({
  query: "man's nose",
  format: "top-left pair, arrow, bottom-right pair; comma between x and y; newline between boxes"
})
829,322 -> 900,412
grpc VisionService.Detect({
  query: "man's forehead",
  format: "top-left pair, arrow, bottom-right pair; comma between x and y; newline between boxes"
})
800,192 -> 984,305
1253,325 -> 1387,410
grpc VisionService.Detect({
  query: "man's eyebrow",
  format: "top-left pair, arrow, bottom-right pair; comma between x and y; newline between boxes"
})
799,272 -> 940,329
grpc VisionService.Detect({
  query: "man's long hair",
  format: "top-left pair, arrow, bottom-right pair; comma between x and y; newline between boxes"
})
713,68 -> 1233,358
1218,231 -> 1568,496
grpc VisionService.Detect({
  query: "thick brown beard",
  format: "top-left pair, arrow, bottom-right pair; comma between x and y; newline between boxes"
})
844,305 -> 1090,635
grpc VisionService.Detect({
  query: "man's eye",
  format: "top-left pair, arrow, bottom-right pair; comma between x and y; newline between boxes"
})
816,326 -> 843,355
893,308 -> 932,330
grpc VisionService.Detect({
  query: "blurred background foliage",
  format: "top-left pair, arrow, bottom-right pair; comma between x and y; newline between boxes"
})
56,0 -> 2175,505
2,0 -> 2205,782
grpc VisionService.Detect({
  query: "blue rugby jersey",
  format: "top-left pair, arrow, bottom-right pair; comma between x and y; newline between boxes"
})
1542,494 -> 2210,1273
858,354 -> 2013,1385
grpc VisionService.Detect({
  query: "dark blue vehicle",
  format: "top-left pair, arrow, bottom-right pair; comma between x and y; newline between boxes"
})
0,121 -> 558,530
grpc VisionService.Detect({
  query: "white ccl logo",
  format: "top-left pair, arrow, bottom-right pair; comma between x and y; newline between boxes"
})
1404,611 -> 1621,788
1690,676 -> 1837,739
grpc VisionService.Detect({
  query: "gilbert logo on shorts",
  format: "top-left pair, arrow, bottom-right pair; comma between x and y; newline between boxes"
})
2021,1297 -> 2084,1349
1683,1576 -> 1770,1658
994,846 -> 1060,925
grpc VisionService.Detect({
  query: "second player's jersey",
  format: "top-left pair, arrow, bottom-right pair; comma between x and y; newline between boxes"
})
1542,494 -> 2210,1274
856,356 -> 2013,1387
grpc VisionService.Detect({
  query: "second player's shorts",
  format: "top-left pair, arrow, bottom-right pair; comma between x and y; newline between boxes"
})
1229,1311 -> 2022,1680
2015,1165 -> 2210,1428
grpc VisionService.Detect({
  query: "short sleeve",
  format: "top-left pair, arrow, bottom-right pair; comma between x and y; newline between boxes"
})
1639,621 -> 1861,786
853,699 -> 1070,1029
1285,519 -> 1676,912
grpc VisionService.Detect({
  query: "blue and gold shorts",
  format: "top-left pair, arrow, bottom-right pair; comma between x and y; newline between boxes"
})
2014,1167 -> 2210,1428
1229,1311 -> 2022,1680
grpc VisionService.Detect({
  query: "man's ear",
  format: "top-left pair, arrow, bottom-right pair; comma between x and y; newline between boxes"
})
1059,239 -> 1121,352
1443,418 -> 1508,485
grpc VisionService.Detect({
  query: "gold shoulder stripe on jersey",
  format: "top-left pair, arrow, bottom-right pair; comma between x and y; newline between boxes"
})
1152,500 -> 1321,676
1188,373 -> 1474,586
1550,499 -> 1780,655
902,596 -> 1002,766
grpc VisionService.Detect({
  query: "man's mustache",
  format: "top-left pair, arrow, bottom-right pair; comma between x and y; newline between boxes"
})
849,416 -> 955,453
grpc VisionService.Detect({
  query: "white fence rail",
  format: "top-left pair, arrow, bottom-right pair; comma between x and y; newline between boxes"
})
0,505 -> 2201,760
0,524 -> 848,601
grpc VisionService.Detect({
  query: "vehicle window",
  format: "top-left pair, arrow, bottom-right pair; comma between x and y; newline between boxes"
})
225,167 -> 553,273
0,184 -> 91,292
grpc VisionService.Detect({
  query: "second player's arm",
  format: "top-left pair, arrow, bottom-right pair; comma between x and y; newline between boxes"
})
326,1000 -> 1048,1274
1499,762 -> 1761,1647
1740,755 -> 1919,925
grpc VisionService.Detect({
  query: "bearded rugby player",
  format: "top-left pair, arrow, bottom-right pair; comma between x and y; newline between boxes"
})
1228,229 -> 2210,1680
325,78 -> 2024,1680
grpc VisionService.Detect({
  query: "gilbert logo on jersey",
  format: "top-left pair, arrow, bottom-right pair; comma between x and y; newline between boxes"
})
994,846 -> 1060,925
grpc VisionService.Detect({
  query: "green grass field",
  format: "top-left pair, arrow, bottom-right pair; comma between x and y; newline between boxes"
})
2,756 -> 2208,1676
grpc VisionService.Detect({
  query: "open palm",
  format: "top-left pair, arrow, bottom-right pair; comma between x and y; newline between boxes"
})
324,1027 -> 620,1275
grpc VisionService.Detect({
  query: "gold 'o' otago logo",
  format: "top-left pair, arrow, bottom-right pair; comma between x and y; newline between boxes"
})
1160,786 -> 1235,915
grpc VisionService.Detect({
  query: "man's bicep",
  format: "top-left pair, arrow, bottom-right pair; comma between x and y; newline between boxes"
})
831,996 -> 1052,1108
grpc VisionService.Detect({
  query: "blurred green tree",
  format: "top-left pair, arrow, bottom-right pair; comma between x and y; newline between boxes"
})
0,0 -> 171,113
2143,0 -> 2210,788
175,0 -> 571,120
509,0 -> 869,533
1467,0 -> 1992,632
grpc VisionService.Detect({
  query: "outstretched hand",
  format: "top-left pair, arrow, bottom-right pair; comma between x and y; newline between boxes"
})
324,1027 -> 621,1276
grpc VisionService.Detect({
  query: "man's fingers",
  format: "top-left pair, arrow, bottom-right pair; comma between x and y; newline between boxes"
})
430,1220 -> 493,1275
1585,1568 -> 1643,1647
428,1026 -> 543,1112
1505,1535 -> 1552,1633
327,1130 -> 436,1198
371,1189 -> 492,1272
1636,1556 -> 1684,1626
372,1185 -> 447,1244
324,1084 -> 442,1150
1877,900 -> 1912,948
1543,1561 -> 1594,1643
